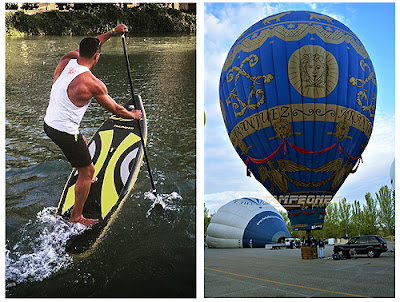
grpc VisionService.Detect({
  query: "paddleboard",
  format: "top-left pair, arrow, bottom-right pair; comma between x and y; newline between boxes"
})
55,94 -> 147,256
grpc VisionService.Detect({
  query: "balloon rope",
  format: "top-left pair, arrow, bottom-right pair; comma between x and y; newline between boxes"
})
338,141 -> 362,161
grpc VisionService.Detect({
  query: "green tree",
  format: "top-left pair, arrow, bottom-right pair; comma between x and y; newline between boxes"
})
338,198 -> 352,237
376,186 -> 395,236
204,204 -> 213,240
322,202 -> 339,238
363,192 -> 379,234
279,210 -> 291,232
351,200 -> 363,235
6,4 -> 196,36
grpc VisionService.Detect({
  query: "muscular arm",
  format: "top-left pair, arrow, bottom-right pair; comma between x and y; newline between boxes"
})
96,24 -> 128,46
54,24 -> 128,82
92,78 -> 142,120
95,31 -> 114,46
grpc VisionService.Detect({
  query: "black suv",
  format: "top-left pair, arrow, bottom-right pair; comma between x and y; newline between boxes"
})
333,235 -> 388,258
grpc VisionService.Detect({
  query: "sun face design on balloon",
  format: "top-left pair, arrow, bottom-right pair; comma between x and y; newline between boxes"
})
288,45 -> 339,99
302,53 -> 327,87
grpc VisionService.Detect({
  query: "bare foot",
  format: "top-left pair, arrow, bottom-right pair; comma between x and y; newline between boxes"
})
69,215 -> 99,227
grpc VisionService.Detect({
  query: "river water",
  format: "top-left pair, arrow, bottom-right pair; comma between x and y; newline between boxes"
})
5,34 -> 196,297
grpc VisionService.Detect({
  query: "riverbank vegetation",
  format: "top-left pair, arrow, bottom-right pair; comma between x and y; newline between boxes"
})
204,185 -> 395,240
5,3 -> 196,36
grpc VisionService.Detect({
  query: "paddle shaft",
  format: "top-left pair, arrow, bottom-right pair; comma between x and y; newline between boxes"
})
121,34 -> 157,196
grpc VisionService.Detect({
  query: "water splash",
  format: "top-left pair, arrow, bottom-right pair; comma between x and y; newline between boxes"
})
5,207 -> 87,288
144,191 -> 182,217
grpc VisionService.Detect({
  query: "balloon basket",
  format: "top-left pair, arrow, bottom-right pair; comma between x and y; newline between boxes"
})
301,246 -> 318,259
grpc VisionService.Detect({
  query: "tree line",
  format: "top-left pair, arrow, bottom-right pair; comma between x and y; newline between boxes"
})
204,185 -> 395,240
5,3 -> 196,36
280,185 -> 395,239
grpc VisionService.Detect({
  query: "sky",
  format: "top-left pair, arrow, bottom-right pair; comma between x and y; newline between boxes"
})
204,2 -> 395,214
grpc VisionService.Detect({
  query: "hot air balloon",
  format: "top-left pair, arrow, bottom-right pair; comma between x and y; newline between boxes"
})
219,11 -> 377,231
206,198 -> 290,248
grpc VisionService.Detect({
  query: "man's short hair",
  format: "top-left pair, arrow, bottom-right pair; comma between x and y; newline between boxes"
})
79,38 -> 101,59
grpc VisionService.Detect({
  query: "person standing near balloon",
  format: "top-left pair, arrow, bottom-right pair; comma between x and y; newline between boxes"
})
318,239 -> 325,258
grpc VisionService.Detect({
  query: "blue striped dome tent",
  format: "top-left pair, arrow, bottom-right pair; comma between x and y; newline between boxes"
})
206,198 -> 290,248
219,11 -> 377,231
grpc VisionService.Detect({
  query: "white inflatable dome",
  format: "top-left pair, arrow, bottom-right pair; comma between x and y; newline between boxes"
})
206,198 -> 290,248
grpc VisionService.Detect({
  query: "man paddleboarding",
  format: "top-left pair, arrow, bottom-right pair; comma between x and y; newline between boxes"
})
44,24 -> 142,227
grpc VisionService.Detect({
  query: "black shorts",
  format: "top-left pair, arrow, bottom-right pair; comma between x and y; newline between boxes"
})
44,122 -> 92,168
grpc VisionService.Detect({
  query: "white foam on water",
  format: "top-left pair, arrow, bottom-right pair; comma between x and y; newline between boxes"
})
5,207 -> 88,287
144,191 -> 183,217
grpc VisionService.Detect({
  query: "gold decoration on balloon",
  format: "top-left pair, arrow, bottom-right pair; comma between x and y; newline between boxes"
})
225,54 -> 274,117
307,12 -> 334,24
259,161 -> 289,194
326,120 -> 352,140
329,159 -> 354,191
349,60 -> 377,118
258,157 -> 354,194
288,45 -> 339,98
223,21 -> 369,72
262,11 -> 291,25
269,119 -> 302,140
228,103 -> 373,155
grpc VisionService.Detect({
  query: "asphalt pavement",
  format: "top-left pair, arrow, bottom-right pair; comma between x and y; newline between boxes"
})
204,243 -> 395,298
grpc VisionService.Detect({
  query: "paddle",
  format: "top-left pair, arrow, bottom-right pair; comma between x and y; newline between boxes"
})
121,33 -> 157,197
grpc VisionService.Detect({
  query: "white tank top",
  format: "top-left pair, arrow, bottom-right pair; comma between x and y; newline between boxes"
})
44,59 -> 91,135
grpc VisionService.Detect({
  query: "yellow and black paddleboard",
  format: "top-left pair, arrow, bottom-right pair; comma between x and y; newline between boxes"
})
56,95 -> 147,256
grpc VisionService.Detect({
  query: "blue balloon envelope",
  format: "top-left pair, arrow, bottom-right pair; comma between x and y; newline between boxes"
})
219,11 -> 377,231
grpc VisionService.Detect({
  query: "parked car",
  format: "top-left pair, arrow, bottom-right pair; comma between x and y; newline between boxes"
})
284,238 -> 301,248
333,235 -> 387,258
325,238 -> 336,245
